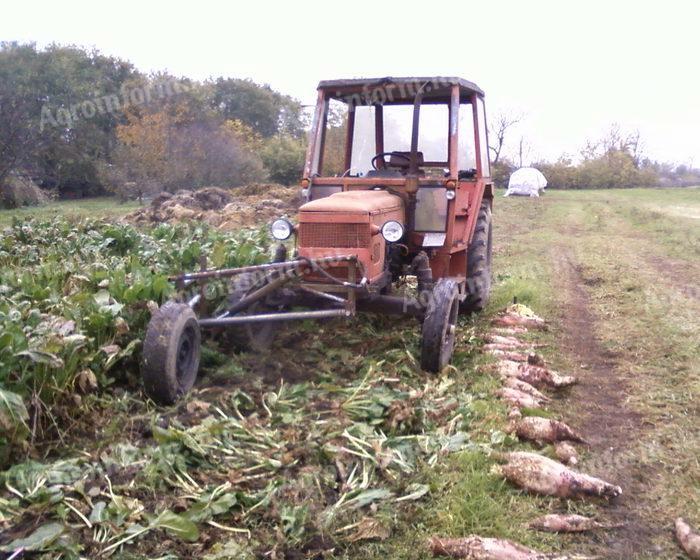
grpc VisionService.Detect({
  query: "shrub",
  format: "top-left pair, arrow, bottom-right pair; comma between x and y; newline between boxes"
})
261,135 -> 306,185
0,174 -> 48,208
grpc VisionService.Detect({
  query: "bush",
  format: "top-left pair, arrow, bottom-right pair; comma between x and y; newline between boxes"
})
0,174 -> 49,208
102,108 -> 268,198
534,150 -> 659,190
491,159 -> 516,189
261,135 -> 306,185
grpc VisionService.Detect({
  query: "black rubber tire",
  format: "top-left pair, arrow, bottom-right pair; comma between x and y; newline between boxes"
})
420,278 -> 459,373
226,273 -> 279,352
460,200 -> 493,313
141,301 -> 201,404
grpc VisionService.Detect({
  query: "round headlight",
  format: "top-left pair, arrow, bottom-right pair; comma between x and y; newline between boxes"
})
270,218 -> 293,240
445,189 -> 456,200
381,220 -> 404,243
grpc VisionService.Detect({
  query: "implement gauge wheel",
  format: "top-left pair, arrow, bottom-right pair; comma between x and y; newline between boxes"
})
141,301 -> 201,404
226,272 -> 279,352
421,278 -> 460,373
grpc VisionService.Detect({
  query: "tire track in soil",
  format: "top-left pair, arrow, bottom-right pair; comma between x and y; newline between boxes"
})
550,247 -> 659,560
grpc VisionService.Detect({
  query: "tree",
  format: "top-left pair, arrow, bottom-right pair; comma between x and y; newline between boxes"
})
212,78 -> 305,138
103,102 -> 266,197
0,42 -> 139,197
261,136 -> 306,185
0,43 -> 46,187
488,112 -> 522,165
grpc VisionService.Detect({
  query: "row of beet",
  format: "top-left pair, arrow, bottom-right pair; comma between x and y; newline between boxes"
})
427,304 -> 699,559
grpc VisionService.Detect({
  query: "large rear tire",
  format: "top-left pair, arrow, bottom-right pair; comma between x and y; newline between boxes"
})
141,301 -> 201,404
460,200 -> 493,313
421,278 -> 459,373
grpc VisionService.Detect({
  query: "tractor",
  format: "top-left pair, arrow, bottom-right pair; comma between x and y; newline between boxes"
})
141,76 -> 494,404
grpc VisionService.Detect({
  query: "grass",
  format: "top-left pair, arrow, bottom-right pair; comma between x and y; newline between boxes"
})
487,187 -> 700,558
0,197 -> 140,226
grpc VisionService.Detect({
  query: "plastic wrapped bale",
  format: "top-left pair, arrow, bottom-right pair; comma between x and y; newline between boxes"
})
504,167 -> 548,197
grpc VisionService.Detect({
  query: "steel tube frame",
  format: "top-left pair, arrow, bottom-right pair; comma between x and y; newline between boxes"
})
198,309 -> 350,327
170,255 -> 357,283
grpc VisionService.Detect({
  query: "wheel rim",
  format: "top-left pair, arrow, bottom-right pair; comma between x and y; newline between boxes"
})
440,297 -> 459,365
176,325 -> 197,386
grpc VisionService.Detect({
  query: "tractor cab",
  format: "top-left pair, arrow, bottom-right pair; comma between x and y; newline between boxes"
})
294,77 -> 492,283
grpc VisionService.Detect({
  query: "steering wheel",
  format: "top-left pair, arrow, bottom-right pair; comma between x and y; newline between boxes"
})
371,151 -> 411,170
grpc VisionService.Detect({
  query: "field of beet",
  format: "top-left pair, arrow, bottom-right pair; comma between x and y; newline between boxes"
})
0,187 -> 698,560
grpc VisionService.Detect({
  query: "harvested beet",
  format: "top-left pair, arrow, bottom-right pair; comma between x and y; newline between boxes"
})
488,349 -> 530,362
529,513 -> 622,533
493,326 -> 529,336
497,362 -> 576,389
492,314 -> 547,331
503,377 -> 551,403
554,442 -> 579,465
486,334 -> 528,346
485,343 -> 528,352
496,388 -> 544,409
428,535 -> 586,559
676,518 -> 700,559
493,452 -> 621,499
514,417 -> 586,444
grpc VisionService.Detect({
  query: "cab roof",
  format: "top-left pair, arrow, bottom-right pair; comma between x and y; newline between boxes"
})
317,76 -> 484,104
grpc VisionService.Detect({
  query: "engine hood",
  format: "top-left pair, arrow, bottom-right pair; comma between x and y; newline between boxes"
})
300,190 -> 403,215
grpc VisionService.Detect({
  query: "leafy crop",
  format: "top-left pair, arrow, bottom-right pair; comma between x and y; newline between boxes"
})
0,217 -> 270,457
0,215 -> 509,558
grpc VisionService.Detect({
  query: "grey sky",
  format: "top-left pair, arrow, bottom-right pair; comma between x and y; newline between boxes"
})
3,0 -> 698,165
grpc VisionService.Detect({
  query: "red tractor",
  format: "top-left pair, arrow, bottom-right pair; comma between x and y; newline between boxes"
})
141,77 -> 493,404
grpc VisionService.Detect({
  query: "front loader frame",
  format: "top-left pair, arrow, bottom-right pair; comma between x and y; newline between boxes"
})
172,254 -> 426,330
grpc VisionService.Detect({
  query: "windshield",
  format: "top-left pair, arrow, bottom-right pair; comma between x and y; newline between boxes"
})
347,104 -> 448,176
316,98 -> 475,177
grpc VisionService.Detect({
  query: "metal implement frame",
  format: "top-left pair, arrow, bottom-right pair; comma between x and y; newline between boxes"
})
171,254 -> 379,328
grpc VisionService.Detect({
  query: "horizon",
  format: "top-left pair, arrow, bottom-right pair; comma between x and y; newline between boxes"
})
2,0 -> 699,166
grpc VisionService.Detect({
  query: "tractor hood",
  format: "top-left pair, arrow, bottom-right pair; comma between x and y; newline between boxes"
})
300,190 -> 403,215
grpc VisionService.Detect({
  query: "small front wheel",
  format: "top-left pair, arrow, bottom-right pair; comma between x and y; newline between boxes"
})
420,278 -> 460,373
141,301 -> 201,404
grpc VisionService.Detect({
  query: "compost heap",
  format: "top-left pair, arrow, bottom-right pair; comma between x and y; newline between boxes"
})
126,185 -> 300,229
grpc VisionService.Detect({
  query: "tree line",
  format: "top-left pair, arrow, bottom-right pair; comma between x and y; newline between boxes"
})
1,42 -> 698,206
490,116 -> 700,190
0,42 -> 307,205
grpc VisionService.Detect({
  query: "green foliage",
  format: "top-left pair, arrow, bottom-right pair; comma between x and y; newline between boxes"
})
0,217 -> 271,461
0,42 -> 139,197
261,135 -> 307,185
212,78 -> 306,138
535,151 -> 658,190
0,43 -> 308,199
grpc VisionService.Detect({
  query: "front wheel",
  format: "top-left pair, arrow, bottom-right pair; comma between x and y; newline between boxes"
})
141,301 -> 201,404
421,278 -> 460,373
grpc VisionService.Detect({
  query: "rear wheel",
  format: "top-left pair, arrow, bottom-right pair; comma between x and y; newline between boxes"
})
421,278 -> 459,373
460,200 -> 493,313
141,301 -> 201,404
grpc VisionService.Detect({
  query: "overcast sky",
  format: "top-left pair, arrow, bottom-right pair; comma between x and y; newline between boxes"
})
2,0 -> 699,165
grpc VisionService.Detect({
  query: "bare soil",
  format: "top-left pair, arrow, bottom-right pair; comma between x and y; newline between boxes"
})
550,247 -> 659,559
126,184 -> 300,229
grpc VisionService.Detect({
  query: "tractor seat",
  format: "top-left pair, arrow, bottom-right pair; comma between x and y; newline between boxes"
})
389,151 -> 424,169
365,168 -> 403,178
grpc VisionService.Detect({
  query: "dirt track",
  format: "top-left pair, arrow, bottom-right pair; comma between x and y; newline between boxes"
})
551,247 -> 655,559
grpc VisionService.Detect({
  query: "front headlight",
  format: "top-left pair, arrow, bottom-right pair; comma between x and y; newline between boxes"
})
270,218 -> 293,240
381,220 -> 404,243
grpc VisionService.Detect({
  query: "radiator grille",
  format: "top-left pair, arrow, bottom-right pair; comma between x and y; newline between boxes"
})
299,223 -> 370,248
